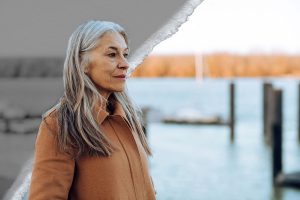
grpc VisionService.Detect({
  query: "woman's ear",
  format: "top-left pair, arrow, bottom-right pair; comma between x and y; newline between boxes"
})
81,53 -> 90,74
84,66 -> 89,74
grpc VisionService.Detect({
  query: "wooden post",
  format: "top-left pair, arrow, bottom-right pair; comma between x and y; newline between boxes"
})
272,89 -> 283,184
263,82 -> 272,137
265,84 -> 274,145
298,83 -> 300,143
229,82 -> 235,142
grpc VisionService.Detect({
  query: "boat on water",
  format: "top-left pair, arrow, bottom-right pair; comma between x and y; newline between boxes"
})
162,108 -> 227,125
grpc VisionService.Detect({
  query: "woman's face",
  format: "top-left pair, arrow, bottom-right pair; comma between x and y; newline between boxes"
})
85,31 -> 129,98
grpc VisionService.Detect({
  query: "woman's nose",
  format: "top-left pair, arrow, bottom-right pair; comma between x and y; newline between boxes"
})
118,57 -> 130,69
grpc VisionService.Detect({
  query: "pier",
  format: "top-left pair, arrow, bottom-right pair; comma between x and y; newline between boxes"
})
161,81 -> 236,141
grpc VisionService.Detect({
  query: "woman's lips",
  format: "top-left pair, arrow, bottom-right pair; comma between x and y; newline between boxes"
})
113,75 -> 127,80
114,75 -> 126,78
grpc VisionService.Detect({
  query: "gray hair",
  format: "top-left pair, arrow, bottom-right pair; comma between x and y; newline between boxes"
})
44,20 -> 151,157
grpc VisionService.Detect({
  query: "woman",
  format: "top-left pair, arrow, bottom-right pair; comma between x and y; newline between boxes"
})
28,20 -> 156,200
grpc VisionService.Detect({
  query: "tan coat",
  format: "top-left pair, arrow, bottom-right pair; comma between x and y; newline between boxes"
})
29,102 -> 156,200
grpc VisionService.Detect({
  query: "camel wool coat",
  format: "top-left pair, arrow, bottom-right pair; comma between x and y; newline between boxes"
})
29,101 -> 156,200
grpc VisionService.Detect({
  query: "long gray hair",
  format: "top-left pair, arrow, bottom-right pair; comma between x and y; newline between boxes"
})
44,20 -> 151,158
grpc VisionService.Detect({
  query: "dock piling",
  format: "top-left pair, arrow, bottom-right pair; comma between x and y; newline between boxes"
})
298,83 -> 300,143
263,82 -> 272,137
271,89 -> 283,184
229,82 -> 235,142
265,83 -> 274,145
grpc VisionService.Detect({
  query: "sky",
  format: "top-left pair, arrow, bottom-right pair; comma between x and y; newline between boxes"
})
151,0 -> 300,55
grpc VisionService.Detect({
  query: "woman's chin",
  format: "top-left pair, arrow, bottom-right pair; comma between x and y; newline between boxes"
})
112,86 -> 125,93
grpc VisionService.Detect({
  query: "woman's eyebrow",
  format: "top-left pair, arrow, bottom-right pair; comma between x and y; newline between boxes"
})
108,46 -> 129,52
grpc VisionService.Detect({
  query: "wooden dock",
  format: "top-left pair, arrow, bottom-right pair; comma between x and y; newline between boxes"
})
161,82 -> 236,141
162,115 -> 228,125
276,172 -> 300,188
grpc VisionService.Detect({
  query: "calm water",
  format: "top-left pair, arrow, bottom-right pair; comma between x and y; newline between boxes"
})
126,78 -> 300,200
1,77 -> 300,199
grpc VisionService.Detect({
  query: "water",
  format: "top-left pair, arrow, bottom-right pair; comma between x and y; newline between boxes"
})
126,78 -> 300,200
1,77 -> 300,199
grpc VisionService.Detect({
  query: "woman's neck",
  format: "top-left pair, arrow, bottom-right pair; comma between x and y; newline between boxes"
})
99,93 -> 115,114
99,90 -> 111,101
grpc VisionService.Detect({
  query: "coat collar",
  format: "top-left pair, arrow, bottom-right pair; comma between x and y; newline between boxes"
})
94,100 -> 127,124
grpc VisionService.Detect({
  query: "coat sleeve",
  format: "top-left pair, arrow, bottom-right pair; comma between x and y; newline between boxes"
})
28,117 -> 75,200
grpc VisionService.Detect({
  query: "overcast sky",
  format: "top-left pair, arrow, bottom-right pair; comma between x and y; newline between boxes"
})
151,0 -> 300,55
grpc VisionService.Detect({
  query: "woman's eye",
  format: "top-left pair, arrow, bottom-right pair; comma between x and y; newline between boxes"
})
123,53 -> 129,58
108,53 -> 116,57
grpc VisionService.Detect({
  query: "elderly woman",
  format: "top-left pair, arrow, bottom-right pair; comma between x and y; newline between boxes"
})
28,20 -> 156,199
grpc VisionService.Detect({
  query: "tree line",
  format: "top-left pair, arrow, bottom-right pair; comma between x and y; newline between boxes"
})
0,53 -> 299,78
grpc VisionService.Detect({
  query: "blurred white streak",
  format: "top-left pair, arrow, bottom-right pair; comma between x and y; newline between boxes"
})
128,0 -> 205,72
3,156 -> 33,200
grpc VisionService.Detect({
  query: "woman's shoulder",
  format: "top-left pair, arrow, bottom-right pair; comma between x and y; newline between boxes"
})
35,105 -> 65,152
40,105 -> 60,135
35,105 -> 75,160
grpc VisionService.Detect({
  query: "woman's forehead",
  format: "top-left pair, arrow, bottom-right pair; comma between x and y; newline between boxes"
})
98,32 -> 128,50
